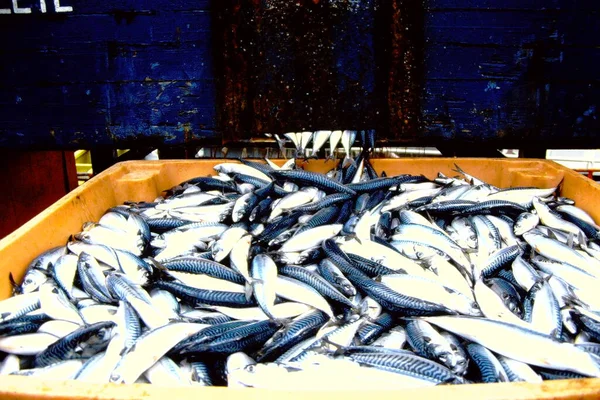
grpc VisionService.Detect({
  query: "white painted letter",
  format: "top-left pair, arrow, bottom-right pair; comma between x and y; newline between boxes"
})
0,8 -> 10,13
53,0 -> 72,12
39,0 -> 46,12
12,0 -> 31,13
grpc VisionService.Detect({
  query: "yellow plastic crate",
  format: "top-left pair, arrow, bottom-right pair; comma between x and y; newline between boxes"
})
1,158 -> 600,399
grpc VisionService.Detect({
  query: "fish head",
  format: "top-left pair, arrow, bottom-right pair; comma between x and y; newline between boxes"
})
468,301 -> 483,317
465,234 -> 478,249
561,309 -> 578,335
211,248 -> 229,263
504,296 -> 522,317
360,297 -> 382,320
434,346 -> 468,376
19,268 -> 48,294
226,352 -> 256,376
514,213 -> 538,235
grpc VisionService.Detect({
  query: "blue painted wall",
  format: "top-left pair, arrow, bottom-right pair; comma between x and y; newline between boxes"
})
0,0 -> 216,149
422,0 -> 600,146
0,0 -> 599,149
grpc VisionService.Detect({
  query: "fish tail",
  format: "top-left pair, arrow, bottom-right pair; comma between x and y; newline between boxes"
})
452,163 -> 466,176
8,272 -> 22,295
273,134 -> 288,159
342,155 -> 355,169
145,257 -> 171,281
341,232 -> 362,244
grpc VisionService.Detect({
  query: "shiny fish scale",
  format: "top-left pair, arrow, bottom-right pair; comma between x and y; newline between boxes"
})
257,310 -> 329,362
8,156 -> 600,389
34,321 -> 115,368
154,281 -> 255,308
173,320 -> 252,355
348,352 -> 464,384
162,258 -> 245,284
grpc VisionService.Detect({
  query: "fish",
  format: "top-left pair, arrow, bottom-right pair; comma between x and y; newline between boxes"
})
341,130 -> 357,167
251,254 -> 279,319
110,322 -> 208,384
405,319 -> 468,375
328,130 -> 343,160
275,276 -> 334,318
466,343 -> 509,383
6,158 -> 600,389
425,316 -> 600,377
311,131 -> 332,158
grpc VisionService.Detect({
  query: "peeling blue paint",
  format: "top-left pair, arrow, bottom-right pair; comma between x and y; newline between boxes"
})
0,0 -> 598,149
0,0 -> 216,149
422,0 -> 600,145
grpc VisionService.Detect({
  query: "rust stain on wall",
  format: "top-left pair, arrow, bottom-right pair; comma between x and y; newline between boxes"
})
214,0 -> 425,143
387,0 -> 425,141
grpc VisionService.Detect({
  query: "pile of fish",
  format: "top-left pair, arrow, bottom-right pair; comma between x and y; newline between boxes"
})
271,129 -> 373,162
3,145 -> 600,389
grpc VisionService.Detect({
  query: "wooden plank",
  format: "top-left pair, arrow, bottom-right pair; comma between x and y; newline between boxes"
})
0,0 -> 598,148
0,79 -> 216,149
427,0 -> 600,11
422,1 -> 600,147
215,0 -> 424,143
0,12 -> 210,51
422,80 -> 600,147
426,10 -> 600,47
425,46 -> 600,81
216,1 -> 381,142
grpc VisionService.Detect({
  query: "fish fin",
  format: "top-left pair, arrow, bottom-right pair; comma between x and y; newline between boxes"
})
342,232 -> 362,244
419,257 -> 439,274
424,210 -> 436,225
545,229 -> 559,241
273,317 -> 292,328
249,278 -> 263,287
146,257 -> 167,271
319,336 -> 346,355
145,257 -> 170,281
567,233 -> 575,249
8,272 -> 22,295
579,231 -> 588,249
244,282 -> 254,302
562,294 -> 585,308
